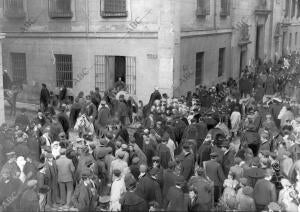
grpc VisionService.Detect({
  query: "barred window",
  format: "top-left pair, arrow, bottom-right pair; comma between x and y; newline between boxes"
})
101,0 -> 127,18
196,0 -> 210,16
220,0 -> 230,17
55,54 -> 73,88
285,0 -> 290,18
48,0 -> 73,19
218,48 -> 225,77
4,0 -> 25,18
292,0 -> 296,17
11,53 -> 26,83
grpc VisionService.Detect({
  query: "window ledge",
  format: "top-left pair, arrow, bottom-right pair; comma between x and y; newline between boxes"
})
196,8 -> 209,17
49,11 -> 73,19
101,11 -> 128,18
5,10 -> 26,19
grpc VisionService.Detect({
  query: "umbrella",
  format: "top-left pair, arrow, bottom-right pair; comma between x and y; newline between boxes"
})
116,91 -> 130,100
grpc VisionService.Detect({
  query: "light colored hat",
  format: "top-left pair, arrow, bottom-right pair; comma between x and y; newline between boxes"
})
281,178 -> 291,187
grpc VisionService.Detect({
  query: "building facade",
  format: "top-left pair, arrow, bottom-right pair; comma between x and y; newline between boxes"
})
0,0 -> 299,103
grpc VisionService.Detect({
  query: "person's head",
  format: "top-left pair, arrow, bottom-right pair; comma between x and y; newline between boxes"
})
195,167 -> 206,178
152,156 -> 160,168
188,187 -> 198,199
182,143 -> 190,154
113,169 -> 122,178
264,168 -> 274,180
42,83 -> 46,88
118,77 -> 122,81
139,164 -> 147,173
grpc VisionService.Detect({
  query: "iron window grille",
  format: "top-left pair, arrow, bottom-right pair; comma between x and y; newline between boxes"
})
218,48 -> 225,77
4,0 -> 25,18
196,0 -> 210,17
101,0 -> 127,18
48,0 -> 73,19
285,0 -> 290,18
11,53 -> 27,84
220,0 -> 230,17
55,54 -> 73,88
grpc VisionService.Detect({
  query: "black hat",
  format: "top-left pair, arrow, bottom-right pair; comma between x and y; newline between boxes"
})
210,152 -> 218,158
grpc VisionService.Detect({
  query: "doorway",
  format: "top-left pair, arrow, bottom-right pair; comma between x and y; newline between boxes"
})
255,25 -> 264,60
115,56 -> 126,83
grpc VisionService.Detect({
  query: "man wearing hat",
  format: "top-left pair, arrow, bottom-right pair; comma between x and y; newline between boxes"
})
56,148 -> 75,209
72,169 -> 98,212
180,143 -> 195,181
40,83 -> 50,112
95,100 -> 111,138
220,141 -> 235,177
56,106 -> 70,140
44,153 -> 59,208
110,169 -> 126,211
110,151 -> 128,182
120,176 -> 148,212
187,167 -> 213,211
136,167 -> 162,207
244,157 -> 265,187
165,175 -> 186,211
204,151 -> 226,203
36,163 -> 50,212
148,87 -> 162,109
237,186 -> 256,211
253,168 -> 277,211
157,133 -> 173,168
19,179 -> 39,212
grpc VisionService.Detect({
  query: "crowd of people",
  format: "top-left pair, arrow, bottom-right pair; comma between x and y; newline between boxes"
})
1,53 -> 300,212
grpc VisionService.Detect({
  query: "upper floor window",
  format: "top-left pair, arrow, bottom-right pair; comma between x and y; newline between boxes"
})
285,0 -> 290,18
4,0 -> 25,18
196,0 -> 210,17
101,0 -> 127,18
292,0 -> 296,17
297,0 -> 300,17
48,0 -> 73,19
220,0 -> 230,17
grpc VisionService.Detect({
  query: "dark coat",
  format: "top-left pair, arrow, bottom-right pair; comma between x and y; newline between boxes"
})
180,152 -> 195,181
188,176 -> 212,210
59,86 -> 67,101
72,181 -> 97,212
222,149 -> 236,176
3,72 -> 12,89
120,191 -> 148,212
188,197 -> 202,212
198,142 -> 212,167
162,169 -> 177,201
148,90 -> 162,106
70,103 -> 82,127
157,143 -> 172,169
173,118 -> 187,143
19,188 -> 39,212
136,174 -> 162,206
96,106 -> 111,127
244,167 -> 265,188
45,161 -> 59,205
166,186 -> 186,212
203,159 -> 226,186
253,179 -> 277,206
40,87 -> 50,105
57,112 -> 70,134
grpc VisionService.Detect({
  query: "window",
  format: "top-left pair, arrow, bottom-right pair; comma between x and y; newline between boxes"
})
196,0 -> 210,17
285,0 -> 290,17
297,0 -> 300,17
4,0 -> 25,18
101,0 -> 127,18
220,0 -> 230,17
296,32 -> 298,46
95,55 -> 136,94
195,52 -> 204,86
289,33 -> 292,52
218,48 -> 225,77
292,0 -> 296,17
48,0 -> 73,19
55,54 -> 73,88
11,53 -> 26,83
